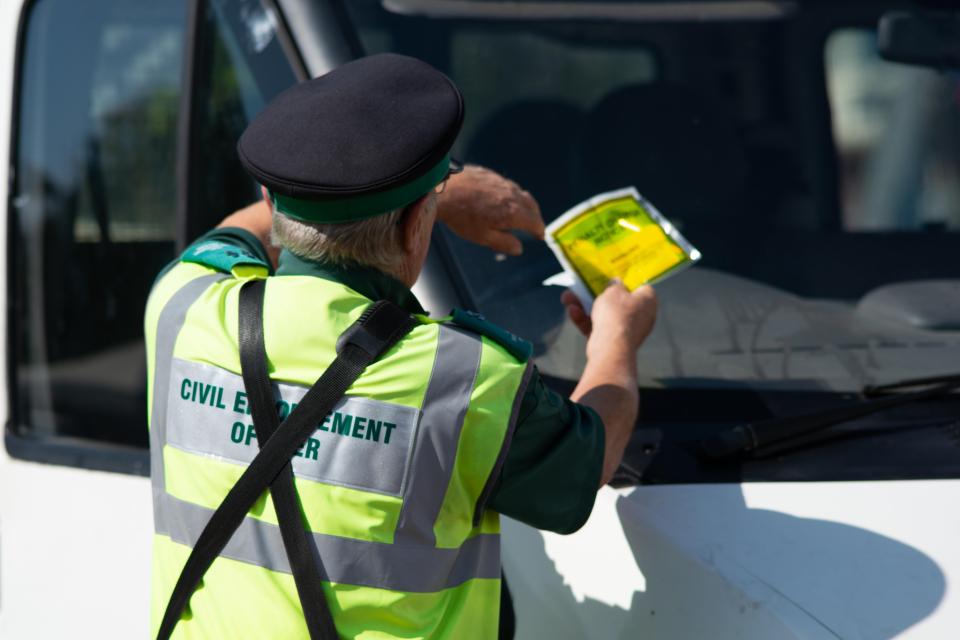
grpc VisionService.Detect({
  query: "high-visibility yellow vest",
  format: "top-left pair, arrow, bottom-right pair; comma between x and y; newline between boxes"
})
145,261 -> 532,639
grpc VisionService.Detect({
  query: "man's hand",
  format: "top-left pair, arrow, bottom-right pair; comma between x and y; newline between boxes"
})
565,281 -> 658,486
562,281 -> 658,361
436,165 -> 545,255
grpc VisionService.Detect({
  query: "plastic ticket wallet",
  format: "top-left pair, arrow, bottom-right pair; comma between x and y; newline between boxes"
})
545,187 -> 701,311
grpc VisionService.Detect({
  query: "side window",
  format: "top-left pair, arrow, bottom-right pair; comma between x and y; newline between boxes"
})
9,0 -> 298,471
12,0 -> 187,457
826,29 -> 960,231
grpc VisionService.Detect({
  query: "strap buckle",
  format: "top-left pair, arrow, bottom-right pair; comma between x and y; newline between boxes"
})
335,300 -> 416,360
335,323 -> 385,359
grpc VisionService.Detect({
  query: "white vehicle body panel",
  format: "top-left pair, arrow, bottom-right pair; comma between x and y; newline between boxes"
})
0,1 -> 958,639
505,483 -> 958,639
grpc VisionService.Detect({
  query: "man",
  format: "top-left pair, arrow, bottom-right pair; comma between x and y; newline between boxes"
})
146,53 -> 656,639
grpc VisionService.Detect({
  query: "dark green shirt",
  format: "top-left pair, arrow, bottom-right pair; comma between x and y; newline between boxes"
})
165,227 -> 605,534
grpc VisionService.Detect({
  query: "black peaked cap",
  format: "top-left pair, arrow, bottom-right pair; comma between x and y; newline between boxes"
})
238,53 -> 464,199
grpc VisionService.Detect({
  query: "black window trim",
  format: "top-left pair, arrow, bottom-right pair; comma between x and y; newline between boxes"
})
4,0 -> 308,475
175,0 -> 207,250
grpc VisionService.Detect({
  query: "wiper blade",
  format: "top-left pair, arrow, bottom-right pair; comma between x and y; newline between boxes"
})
701,373 -> 960,459
864,372 -> 960,395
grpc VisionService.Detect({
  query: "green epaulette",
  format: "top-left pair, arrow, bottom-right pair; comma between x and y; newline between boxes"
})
182,240 -> 269,273
449,308 -> 532,363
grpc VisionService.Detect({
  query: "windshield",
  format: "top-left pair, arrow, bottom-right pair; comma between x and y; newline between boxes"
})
345,1 -> 960,396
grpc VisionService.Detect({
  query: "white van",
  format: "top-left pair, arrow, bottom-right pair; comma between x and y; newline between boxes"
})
2,1 -> 959,638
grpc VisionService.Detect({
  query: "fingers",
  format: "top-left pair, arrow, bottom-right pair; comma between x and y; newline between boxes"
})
486,191 -> 542,254
483,183 -> 544,241
606,278 -> 627,290
567,304 -> 592,336
510,189 -> 545,239
561,289 -> 592,336
483,230 -> 524,256
566,303 -> 592,336
437,164 -> 545,253
632,283 -> 655,297
598,278 -> 629,299
560,289 -> 580,307
631,284 -> 658,311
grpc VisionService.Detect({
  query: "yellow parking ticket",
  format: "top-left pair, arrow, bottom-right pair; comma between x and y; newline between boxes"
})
546,187 -> 700,305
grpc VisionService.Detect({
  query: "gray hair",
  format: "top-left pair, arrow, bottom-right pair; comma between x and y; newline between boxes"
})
271,208 -> 406,275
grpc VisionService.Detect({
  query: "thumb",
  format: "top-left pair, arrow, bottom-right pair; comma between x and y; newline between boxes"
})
605,278 -> 628,292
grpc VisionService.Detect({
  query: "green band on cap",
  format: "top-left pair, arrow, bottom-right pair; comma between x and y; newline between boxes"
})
270,155 -> 450,224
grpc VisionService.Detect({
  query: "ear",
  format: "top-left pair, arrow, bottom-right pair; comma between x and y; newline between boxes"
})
400,194 -> 433,254
261,185 -> 271,202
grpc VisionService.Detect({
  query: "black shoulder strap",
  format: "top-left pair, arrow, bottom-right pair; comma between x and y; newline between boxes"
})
237,279 -> 337,639
156,278 -> 417,640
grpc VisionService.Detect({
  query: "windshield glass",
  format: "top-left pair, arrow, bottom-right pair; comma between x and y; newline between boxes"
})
346,1 -> 960,395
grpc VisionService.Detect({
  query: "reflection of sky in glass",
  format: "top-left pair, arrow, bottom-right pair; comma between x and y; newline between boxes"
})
91,27 -> 182,119
240,1 -> 277,53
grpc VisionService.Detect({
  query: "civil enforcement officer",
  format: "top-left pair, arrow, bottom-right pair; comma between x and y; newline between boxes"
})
146,53 -> 657,639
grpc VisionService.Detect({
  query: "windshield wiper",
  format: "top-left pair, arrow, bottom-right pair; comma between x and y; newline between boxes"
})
700,373 -> 960,459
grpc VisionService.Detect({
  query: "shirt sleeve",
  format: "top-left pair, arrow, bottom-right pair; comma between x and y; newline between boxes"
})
486,366 -> 605,534
153,227 -> 272,284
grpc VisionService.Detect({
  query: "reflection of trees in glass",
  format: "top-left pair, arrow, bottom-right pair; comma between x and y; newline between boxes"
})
88,87 -> 179,239
75,18 -> 184,241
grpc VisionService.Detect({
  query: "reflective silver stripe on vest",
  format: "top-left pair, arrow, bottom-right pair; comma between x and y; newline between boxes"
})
155,492 -> 501,593
150,274 -> 228,504
393,324 -> 483,546
166,358 -> 420,496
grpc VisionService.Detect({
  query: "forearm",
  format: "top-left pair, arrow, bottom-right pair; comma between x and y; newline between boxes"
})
216,200 -> 279,268
571,347 -> 639,487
